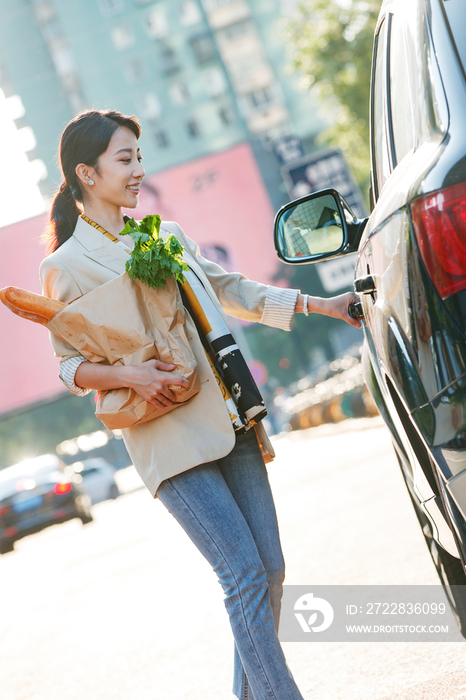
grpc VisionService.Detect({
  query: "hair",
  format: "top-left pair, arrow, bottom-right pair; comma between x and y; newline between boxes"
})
44,109 -> 141,253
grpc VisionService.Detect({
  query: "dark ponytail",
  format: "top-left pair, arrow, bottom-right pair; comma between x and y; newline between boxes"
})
44,109 -> 141,254
46,182 -> 81,252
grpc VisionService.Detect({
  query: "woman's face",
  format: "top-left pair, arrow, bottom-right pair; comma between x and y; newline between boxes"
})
82,126 -> 145,209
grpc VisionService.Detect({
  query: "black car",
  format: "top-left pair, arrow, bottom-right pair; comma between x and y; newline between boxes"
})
0,454 -> 93,554
274,0 -> 466,632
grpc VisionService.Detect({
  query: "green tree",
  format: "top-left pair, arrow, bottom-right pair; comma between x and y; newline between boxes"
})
284,0 -> 380,197
0,393 -> 101,468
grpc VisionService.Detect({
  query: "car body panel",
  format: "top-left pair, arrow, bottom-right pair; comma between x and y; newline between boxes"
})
70,458 -> 120,505
356,0 -> 466,563
274,0 -> 466,575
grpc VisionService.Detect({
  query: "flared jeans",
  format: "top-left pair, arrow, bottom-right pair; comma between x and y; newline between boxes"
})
157,429 -> 305,700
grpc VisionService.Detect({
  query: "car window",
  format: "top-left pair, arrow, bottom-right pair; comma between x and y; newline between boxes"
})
372,17 -> 392,198
442,0 -> 466,77
389,15 -> 415,164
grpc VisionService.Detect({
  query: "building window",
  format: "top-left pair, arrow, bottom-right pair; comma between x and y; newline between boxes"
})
246,86 -> 274,109
189,35 -> 216,65
202,66 -> 227,97
186,118 -> 201,138
98,0 -> 124,17
111,25 -> 135,50
169,80 -> 191,106
139,92 -> 162,121
262,122 -> 291,147
159,44 -> 180,75
219,19 -> 253,42
218,106 -> 234,125
154,130 -> 170,148
179,1 -> 201,26
145,7 -> 169,39
124,59 -> 145,83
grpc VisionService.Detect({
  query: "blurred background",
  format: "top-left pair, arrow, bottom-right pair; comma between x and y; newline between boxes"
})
0,0 -> 379,468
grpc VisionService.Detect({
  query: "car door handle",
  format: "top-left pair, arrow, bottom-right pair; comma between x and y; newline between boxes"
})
354,275 -> 376,294
348,301 -> 364,320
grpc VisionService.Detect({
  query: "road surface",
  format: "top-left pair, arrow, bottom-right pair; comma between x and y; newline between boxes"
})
1,416 -> 465,700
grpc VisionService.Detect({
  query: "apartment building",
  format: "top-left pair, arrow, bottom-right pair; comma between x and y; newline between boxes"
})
0,0 -> 320,207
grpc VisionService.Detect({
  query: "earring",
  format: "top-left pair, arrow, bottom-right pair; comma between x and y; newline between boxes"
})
88,179 -> 94,186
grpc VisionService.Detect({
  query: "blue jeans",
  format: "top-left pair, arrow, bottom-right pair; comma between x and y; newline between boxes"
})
157,429 -> 305,700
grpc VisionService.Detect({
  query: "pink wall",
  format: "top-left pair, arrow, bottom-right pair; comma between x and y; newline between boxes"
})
0,212 -> 64,416
0,143 -> 279,416
133,142 -> 278,282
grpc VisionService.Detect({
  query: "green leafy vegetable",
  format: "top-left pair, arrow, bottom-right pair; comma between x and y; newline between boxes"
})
120,214 -> 189,289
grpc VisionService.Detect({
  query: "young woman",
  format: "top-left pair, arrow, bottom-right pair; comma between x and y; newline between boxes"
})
40,109 -> 361,700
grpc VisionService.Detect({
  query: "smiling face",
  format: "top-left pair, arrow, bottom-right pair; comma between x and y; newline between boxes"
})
77,126 -> 145,211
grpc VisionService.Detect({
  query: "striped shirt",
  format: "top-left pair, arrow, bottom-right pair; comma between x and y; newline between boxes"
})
59,284 -> 299,396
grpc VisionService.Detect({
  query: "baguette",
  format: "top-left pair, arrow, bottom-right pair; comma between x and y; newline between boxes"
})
0,286 -> 65,326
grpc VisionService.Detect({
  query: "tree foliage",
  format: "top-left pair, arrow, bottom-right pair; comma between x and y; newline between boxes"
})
284,0 -> 380,196
0,393 -> 101,468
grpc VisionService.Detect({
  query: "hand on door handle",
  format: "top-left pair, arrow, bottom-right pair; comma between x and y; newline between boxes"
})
348,300 -> 364,321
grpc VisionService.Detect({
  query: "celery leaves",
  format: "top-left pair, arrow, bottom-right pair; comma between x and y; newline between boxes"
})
120,215 -> 188,289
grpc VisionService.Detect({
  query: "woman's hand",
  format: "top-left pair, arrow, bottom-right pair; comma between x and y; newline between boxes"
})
296,291 -> 362,328
319,292 -> 362,329
122,360 -> 190,409
75,359 -> 190,409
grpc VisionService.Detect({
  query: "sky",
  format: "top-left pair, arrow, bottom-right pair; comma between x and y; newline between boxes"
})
0,89 -> 47,229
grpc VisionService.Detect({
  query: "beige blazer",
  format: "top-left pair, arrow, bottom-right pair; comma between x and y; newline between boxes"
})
40,216 -> 275,496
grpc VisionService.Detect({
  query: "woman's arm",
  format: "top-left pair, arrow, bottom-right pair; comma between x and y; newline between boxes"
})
174,223 -> 361,330
41,255 -> 191,407
75,359 -> 190,410
40,257 -> 94,396
174,223 -> 278,322
294,291 -> 362,329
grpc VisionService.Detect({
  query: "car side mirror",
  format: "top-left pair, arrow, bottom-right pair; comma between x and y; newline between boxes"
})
274,188 -> 368,264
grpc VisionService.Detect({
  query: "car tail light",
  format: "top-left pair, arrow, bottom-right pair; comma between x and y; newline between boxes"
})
54,482 -> 72,495
411,181 -> 466,299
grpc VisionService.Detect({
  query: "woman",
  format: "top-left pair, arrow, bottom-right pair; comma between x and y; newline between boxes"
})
40,109 -> 361,700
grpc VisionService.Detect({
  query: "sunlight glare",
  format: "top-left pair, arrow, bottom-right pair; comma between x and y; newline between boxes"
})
0,88 -> 47,229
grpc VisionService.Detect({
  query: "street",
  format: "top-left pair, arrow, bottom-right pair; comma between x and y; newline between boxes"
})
1,416 -> 465,700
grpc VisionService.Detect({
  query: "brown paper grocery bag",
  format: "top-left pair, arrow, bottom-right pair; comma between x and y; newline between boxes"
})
46,273 -> 200,429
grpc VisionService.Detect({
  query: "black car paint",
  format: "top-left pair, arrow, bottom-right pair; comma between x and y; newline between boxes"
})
355,0 -> 466,512
274,0 -> 466,627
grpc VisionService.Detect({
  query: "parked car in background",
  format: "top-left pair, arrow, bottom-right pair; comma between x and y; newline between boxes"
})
0,454 -> 93,554
69,458 -> 120,505
274,0 -> 466,634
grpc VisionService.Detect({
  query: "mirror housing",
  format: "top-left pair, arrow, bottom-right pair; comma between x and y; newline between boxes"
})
274,188 -> 368,265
